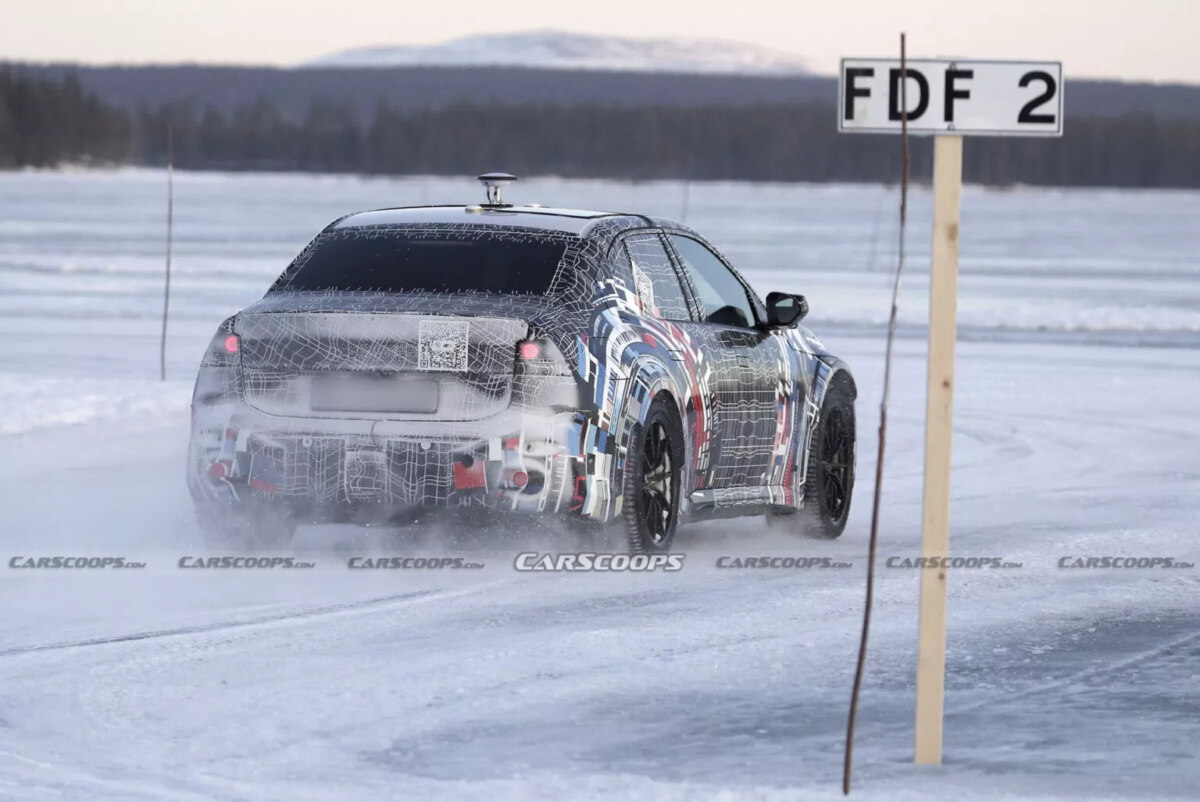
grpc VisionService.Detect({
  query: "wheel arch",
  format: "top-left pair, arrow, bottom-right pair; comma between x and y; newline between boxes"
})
814,356 -> 858,479
606,365 -> 692,519
815,356 -> 858,408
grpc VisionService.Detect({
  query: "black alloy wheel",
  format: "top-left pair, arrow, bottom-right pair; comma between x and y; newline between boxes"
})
623,396 -> 684,553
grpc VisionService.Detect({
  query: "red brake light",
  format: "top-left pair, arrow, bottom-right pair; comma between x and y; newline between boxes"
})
518,341 -> 541,360
224,335 -> 240,354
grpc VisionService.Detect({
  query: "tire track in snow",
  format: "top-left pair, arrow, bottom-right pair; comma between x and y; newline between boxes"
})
0,589 -> 440,658
946,625 -> 1200,719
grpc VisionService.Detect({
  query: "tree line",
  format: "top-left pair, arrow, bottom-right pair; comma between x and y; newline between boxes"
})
4,67 -> 1200,188
0,68 -> 132,167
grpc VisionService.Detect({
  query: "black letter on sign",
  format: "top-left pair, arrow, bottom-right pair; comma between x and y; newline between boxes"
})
944,68 -> 973,123
889,68 -> 929,121
1018,71 -> 1058,124
844,67 -> 874,120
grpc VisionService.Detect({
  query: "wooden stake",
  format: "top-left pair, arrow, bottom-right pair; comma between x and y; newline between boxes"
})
914,133 -> 962,765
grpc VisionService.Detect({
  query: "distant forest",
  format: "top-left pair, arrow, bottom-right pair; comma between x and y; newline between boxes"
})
3,66 -> 1200,188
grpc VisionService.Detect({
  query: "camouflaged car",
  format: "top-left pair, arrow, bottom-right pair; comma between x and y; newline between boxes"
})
188,174 -> 856,551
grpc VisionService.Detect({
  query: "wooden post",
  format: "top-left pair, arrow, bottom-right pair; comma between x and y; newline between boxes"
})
914,133 -> 962,765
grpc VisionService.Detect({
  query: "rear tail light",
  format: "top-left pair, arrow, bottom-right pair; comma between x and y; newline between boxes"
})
513,337 -> 572,377
200,325 -> 240,367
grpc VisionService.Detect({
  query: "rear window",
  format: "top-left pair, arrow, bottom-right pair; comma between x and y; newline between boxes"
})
275,228 -> 571,295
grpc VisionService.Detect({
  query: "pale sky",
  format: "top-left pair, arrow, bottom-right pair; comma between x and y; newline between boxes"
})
1,0 -> 1196,83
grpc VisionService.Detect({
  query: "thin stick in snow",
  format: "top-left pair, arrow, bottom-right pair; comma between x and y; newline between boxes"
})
843,30 -> 910,796
159,123 -> 173,382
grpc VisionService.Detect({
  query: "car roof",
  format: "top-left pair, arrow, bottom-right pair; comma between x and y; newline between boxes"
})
335,205 -> 654,237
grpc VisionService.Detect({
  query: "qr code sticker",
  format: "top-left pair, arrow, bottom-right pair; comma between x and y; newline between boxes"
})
418,320 -> 469,372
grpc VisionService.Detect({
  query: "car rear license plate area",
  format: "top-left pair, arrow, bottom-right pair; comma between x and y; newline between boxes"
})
310,374 -> 438,414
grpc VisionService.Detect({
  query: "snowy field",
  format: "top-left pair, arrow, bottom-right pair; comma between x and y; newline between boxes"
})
0,171 -> 1198,800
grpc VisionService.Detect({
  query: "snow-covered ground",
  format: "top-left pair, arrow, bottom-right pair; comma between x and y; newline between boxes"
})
301,31 -> 812,74
0,171 -> 1197,800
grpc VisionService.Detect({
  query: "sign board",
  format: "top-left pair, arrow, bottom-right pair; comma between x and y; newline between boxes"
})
839,59 -> 1063,136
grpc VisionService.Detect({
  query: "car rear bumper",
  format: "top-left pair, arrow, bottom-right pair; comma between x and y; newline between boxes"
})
187,406 -> 606,522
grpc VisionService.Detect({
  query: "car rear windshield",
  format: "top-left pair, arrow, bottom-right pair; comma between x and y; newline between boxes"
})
275,228 -> 571,295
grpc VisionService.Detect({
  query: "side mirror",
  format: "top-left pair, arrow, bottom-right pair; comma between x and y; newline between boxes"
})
765,292 -> 808,327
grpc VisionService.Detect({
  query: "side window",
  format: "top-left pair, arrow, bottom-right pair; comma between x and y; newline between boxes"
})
669,235 -> 756,328
624,233 -> 692,321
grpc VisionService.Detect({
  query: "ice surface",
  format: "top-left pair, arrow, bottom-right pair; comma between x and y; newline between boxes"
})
0,171 -> 1197,800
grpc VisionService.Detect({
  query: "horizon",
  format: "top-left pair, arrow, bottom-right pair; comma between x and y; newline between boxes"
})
7,58 -> 1199,90
1,1 -> 1197,84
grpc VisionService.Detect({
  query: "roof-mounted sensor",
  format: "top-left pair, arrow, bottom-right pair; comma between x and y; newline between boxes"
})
477,172 -> 517,207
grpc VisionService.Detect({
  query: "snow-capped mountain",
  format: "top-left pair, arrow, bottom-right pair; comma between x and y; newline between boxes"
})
302,31 -> 810,75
